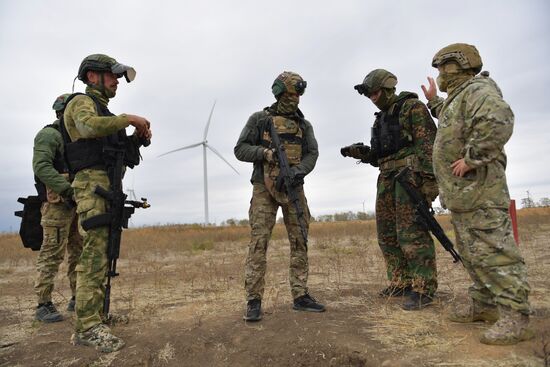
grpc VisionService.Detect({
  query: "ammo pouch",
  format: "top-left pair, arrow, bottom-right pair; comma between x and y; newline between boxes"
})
371,97 -> 414,159
14,196 -> 44,251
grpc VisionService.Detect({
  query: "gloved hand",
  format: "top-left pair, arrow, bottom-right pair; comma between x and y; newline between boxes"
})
61,187 -> 77,209
263,148 -> 276,163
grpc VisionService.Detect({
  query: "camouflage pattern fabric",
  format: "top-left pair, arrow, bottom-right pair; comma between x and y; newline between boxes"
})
451,209 -> 530,315
244,183 -> 310,300
63,87 -> 129,141
429,73 -> 531,316
369,94 -> 438,295
376,170 -> 438,294
428,75 -> 512,211
64,85 -> 123,333
35,202 -> 82,304
72,168 -> 110,332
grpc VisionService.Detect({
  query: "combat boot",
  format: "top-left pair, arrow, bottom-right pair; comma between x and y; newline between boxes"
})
67,297 -> 76,312
71,323 -> 125,352
293,294 -> 326,312
448,299 -> 499,323
35,302 -> 64,323
379,285 -> 412,298
243,299 -> 262,322
402,291 -> 433,311
480,306 -> 534,345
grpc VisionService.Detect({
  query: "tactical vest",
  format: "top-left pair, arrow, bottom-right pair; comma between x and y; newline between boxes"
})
59,93 -> 141,174
371,96 -> 415,159
261,115 -> 304,165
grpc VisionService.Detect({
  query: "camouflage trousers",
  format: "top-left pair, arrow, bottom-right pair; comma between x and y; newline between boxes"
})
245,183 -> 310,301
451,208 -> 531,315
72,169 -> 110,332
375,171 -> 438,294
35,202 -> 82,304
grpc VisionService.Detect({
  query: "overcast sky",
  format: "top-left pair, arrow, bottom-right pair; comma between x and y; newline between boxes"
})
1,0 -> 549,231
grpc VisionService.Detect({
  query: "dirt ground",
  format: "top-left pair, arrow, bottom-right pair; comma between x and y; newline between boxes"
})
1,212 -> 549,367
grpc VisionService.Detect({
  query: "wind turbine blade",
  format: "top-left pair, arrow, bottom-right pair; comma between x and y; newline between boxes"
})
203,100 -> 217,141
206,144 -> 240,175
157,142 -> 203,158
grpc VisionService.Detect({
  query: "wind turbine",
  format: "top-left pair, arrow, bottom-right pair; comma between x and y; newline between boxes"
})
158,101 -> 239,225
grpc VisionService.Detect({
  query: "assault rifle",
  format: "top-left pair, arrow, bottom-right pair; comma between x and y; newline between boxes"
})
268,120 -> 308,247
395,168 -> 462,264
81,142 -> 150,317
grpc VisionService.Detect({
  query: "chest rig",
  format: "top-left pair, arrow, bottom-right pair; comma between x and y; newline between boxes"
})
261,112 -> 305,203
261,115 -> 304,165
59,93 -> 139,175
371,96 -> 414,159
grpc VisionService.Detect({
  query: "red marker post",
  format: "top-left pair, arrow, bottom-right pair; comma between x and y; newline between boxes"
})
509,199 -> 519,246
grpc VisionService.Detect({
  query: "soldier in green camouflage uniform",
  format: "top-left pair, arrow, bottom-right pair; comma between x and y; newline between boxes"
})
64,54 -> 151,352
423,43 -> 532,345
346,69 -> 438,310
33,94 -> 83,322
235,71 -> 325,322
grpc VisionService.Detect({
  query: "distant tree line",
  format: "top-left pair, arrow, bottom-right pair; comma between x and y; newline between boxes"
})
521,197 -> 550,208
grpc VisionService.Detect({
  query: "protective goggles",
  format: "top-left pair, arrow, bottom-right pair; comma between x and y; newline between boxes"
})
295,80 -> 307,95
111,63 -> 136,83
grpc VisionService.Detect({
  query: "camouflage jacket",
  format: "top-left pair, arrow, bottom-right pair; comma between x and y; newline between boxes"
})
364,92 -> 437,176
234,106 -> 319,184
428,75 -> 513,211
32,120 -> 72,196
63,87 -> 129,142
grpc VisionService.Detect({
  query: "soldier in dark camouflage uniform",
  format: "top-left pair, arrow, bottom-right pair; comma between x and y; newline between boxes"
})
234,71 -> 325,321
64,54 -> 151,352
345,69 -> 438,310
33,94 -> 83,323
423,43 -> 533,345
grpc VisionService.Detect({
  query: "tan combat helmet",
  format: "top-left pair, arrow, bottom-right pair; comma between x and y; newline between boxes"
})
432,43 -> 483,74
354,69 -> 397,96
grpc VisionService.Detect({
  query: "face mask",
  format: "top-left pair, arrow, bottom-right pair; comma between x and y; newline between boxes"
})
373,89 -> 395,111
276,93 -> 299,114
436,74 -> 449,92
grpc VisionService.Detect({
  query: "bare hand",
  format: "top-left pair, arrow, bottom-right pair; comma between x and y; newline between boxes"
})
127,115 -> 151,139
451,158 -> 473,177
263,148 -> 275,163
421,77 -> 438,101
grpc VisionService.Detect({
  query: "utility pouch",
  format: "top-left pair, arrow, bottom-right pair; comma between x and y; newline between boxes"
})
14,195 -> 43,251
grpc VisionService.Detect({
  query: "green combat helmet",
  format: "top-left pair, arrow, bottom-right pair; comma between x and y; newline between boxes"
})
272,71 -> 307,97
52,93 -> 72,112
432,43 -> 483,74
77,54 -> 136,83
354,69 -> 397,96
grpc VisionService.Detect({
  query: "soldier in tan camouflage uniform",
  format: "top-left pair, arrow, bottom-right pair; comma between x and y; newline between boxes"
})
63,54 -> 151,352
423,43 -> 533,345
33,94 -> 83,323
345,69 -> 439,310
234,71 -> 325,321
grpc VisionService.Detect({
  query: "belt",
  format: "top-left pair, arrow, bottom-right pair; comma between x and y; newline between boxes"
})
379,155 -> 418,172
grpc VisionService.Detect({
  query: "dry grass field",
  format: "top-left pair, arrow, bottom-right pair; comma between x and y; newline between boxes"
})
1,208 -> 549,366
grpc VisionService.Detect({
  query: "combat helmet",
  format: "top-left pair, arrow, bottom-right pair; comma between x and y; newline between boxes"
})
432,43 -> 483,74
52,93 -> 72,112
272,71 -> 307,97
354,69 -> 397,96
77,54 -> 136,83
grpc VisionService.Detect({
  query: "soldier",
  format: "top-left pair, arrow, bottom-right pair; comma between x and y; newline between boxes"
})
234,71 -> 325,321
423,43 -> 533,345
33,94 -> 83,322
345,69 -> 439,310
63,54 -> 151,352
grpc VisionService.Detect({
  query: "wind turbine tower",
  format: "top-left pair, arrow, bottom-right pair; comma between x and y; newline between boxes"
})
158,101 -> 239,225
